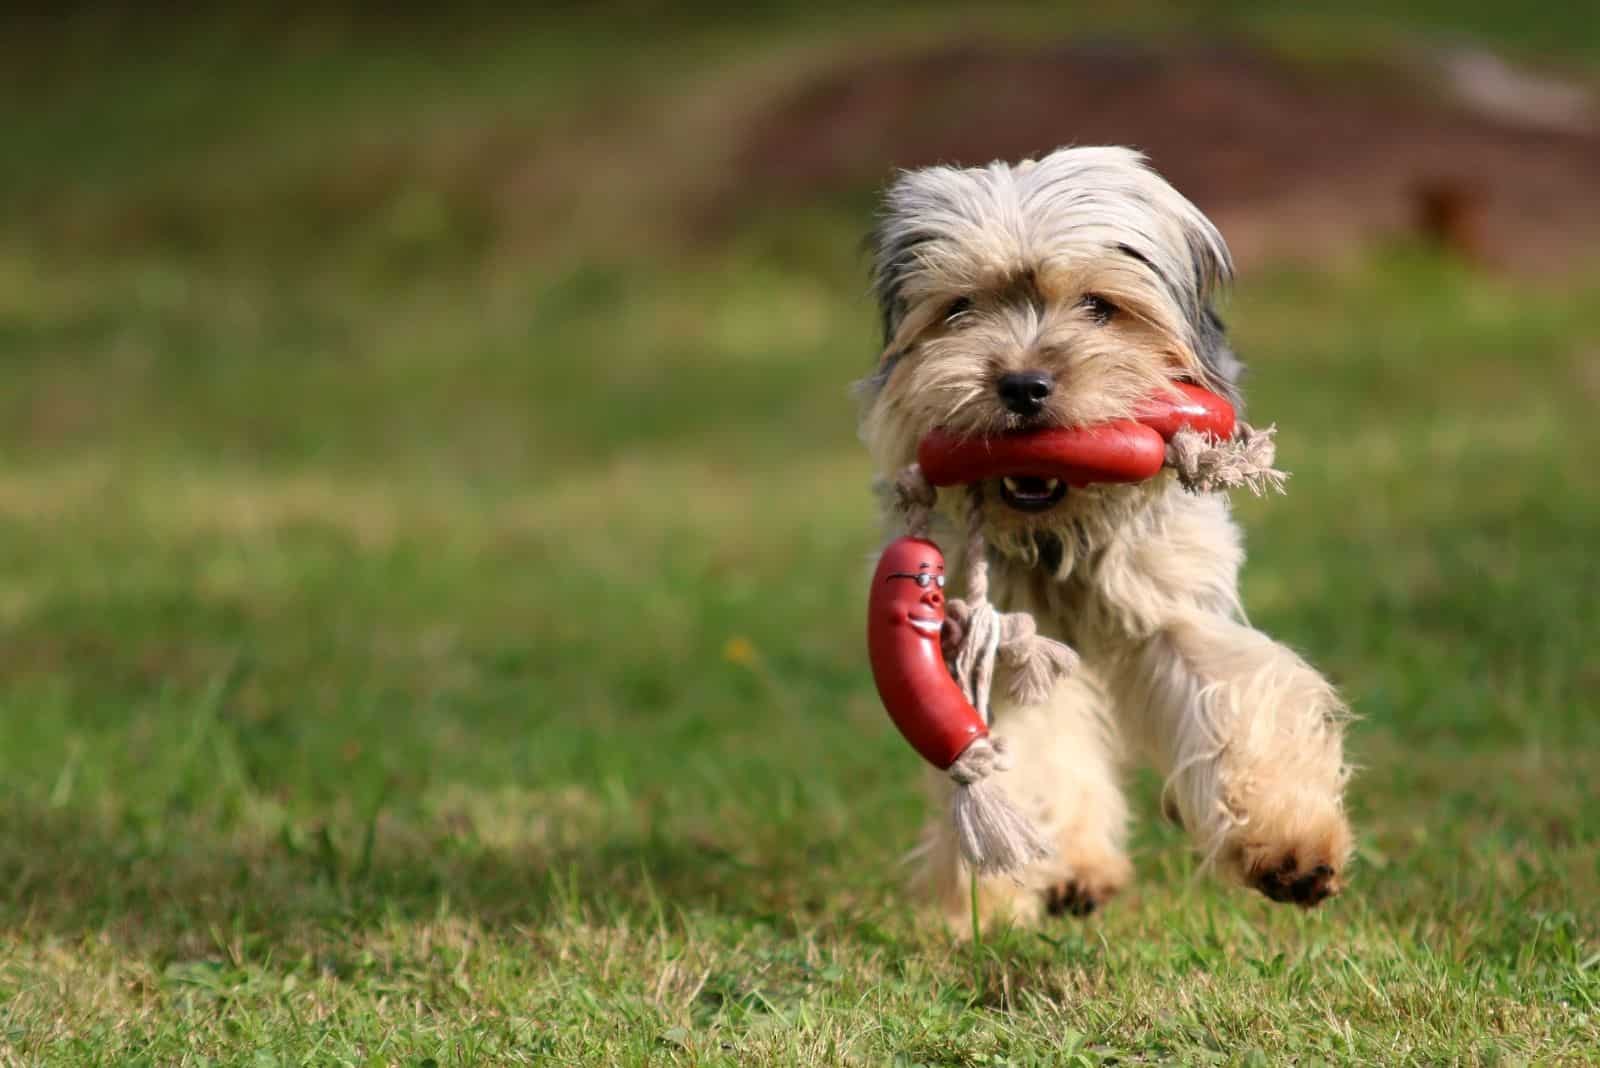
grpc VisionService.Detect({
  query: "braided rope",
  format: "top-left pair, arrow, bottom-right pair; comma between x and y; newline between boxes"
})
1167,423 -> 1287,495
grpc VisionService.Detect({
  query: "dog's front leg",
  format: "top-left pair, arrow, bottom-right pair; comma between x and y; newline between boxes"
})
1088,490 -> 1353,905
1112,607 -> 1352,905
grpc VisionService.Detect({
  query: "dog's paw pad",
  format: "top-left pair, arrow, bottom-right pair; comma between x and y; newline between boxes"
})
1044,879 -> 1109,917
1248,853 -> 1341,908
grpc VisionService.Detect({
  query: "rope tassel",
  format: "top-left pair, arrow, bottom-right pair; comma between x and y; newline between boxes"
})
947,736 -> 1052,874
1167,422 -> 1287,496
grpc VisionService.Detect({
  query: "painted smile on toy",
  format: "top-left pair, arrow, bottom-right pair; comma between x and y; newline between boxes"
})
916,383 -> 1237,512
882,566 -> 948,637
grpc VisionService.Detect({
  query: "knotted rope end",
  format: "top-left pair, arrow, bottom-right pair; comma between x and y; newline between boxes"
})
947,736 -> 1053,876
1167,423 -> 1289,496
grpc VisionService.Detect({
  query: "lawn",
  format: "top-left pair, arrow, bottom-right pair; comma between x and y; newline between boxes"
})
1,7 -> 1598,1065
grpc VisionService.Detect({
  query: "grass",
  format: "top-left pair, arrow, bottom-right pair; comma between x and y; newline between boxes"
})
2,6 -> 1599,1065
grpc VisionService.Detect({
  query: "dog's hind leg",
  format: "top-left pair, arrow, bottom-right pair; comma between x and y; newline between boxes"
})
1007,671 -> 1133,918
910,671 -> 1131,932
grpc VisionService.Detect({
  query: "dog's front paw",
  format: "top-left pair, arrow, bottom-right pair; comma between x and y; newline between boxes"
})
1212,790 -> 1352,908
1240,839 -> 1346,908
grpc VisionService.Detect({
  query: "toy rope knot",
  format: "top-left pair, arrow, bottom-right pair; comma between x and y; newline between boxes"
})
947,735 -> 1053,875
942,500 -> 1081,716
945,601 -> 1078,707
946,733 -> 1009,784
1167,423 -> 1287,496
996,612 -> 1080,706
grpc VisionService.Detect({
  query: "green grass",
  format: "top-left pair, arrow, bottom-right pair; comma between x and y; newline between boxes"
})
2,7 -> 1599,1066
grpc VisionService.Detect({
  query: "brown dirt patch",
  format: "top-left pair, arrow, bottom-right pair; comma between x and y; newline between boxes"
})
729,40 -> 1600,274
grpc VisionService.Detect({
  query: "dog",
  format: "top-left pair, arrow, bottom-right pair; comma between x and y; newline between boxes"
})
858,146 -> 1352,928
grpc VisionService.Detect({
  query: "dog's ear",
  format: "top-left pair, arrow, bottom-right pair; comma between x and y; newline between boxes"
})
867,175 -> 925,347
1151,166 -> 1242,411
869,162 -> 977,348
861,169 -> 946,399
1196,306 -> 1246,411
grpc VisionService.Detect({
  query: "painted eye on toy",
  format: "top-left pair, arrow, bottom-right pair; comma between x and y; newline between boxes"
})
886,571 -> 945,588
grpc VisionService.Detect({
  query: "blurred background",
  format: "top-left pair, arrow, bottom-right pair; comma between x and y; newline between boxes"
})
2,3 -> 1597,1061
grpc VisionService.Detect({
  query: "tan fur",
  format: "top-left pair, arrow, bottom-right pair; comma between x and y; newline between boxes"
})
910,669 -> 1132,933
862,147 -> 1352,931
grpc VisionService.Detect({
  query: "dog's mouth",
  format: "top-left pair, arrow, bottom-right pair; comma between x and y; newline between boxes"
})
999,475 -> 1068,513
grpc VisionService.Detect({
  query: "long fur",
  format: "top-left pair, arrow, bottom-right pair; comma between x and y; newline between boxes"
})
860,147 -> 1352,926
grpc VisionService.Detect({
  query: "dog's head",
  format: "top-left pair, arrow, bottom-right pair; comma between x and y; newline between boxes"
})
859,147 -> 1243,532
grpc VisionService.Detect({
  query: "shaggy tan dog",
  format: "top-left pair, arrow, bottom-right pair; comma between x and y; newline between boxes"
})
858,146 -> 1352,929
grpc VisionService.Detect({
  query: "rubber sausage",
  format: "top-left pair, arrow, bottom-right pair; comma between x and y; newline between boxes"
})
867,537 -> 986,769
916,383 -> 1235,489
917,420 -> 1166,488
1133,382 -> 1236,441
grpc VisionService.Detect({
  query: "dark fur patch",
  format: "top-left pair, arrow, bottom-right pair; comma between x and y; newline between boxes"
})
1034,531 -> 1065,576
858,349 -> 903,397
995,267 -> 1046,316
1115,241 -> 1160,275
1113,241 -> 1243,407
1195,306 -> 1245,409
868,218 -> 935,344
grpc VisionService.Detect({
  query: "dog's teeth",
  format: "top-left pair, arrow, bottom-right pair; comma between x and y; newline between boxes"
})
1003,476 -> 1061,498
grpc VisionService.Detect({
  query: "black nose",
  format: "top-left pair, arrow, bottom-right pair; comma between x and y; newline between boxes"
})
997,371 -> 1054,416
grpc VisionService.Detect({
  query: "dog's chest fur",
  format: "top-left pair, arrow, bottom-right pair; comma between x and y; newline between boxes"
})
969,477 -> 1242,655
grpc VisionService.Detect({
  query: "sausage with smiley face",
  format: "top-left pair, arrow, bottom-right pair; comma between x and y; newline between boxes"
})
867,536 -> 988,770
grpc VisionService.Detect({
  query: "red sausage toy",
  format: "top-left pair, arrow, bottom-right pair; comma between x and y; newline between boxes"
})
1133,381 -> 1235,441
867,537 -> 986,769
869,384 -> 1259,876
918,419 -> 1165,488
917,383 -> 1235,489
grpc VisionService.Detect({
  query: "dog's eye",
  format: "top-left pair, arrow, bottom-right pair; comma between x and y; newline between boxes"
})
1080,293 -> 1118,324
942,297 -> 973,325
